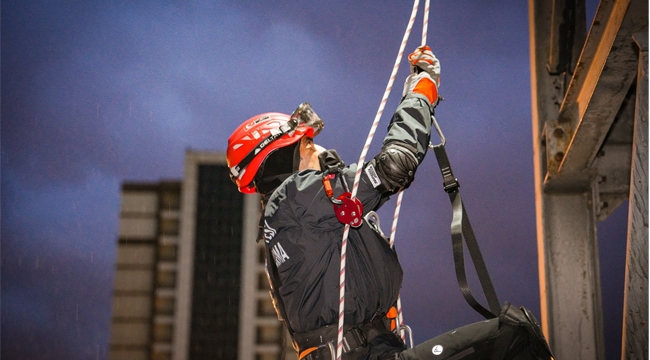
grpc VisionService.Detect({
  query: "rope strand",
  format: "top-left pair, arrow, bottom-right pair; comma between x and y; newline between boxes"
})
336,0 -> 429,357
389,190 -> 405,338
392,1 -> 431,342
422,0 -> 430,46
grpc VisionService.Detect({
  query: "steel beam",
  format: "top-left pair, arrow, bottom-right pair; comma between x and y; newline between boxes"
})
593,143 -> 632,220
539,191 -> 606,359
591,80 -> 636,219
529,1 -> 606,358
531,0 -> 647,358
547,0 -> 587,75
545,0 -> 647,190
621,32 -> 648,360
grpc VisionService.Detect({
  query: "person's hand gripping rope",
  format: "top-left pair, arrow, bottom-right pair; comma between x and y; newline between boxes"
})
403,45 -> 440,106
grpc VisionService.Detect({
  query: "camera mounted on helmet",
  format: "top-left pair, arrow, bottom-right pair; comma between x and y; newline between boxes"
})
289,102 -> 324,136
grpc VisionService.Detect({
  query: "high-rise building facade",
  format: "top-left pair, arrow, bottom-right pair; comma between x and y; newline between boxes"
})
109,151 -> 296,360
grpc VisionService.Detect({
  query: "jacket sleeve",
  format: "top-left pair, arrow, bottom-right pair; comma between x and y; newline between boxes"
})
362,93 -> 433,195
383,93 -> 433,163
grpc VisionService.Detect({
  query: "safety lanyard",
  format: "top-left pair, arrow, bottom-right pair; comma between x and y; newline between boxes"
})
430,118 -> 502,319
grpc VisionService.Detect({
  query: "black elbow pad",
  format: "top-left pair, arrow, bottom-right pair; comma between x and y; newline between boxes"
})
364,143 -> 419,195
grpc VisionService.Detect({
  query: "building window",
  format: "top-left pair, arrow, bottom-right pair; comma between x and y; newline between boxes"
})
156,270 -> 176,288
258,245 -> 267,264
151,350 -> 171,360
258,272 -> 270,291
257,324 -> 282,344
257,354 -> 282,360
257,297 -> 277,317
154,297 -> 175,315
159,219 -> 179,236
157,244 -> 177,261
152,323 -> 173,342
160,190 -> 180,211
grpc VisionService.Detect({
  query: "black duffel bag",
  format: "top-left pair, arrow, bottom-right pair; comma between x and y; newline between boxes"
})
398,302 -> 554,360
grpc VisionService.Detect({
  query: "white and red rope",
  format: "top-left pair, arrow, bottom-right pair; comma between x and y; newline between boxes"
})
336,0 -> 430,357
422,0 -> 430,46
391,0 -> 431,342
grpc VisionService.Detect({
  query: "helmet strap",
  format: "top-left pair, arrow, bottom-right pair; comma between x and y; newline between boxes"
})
293,137 -> 303,172
229,120 -> 297,180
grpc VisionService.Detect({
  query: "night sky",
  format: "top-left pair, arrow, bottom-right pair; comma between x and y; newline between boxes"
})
2,1 -> 629,359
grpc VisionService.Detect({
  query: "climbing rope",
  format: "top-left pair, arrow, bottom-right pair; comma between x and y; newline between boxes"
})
390,0 -> 430,342
336,0 -> 430,358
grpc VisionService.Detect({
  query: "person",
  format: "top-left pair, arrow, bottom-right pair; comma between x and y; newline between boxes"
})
227,46 -> 553,360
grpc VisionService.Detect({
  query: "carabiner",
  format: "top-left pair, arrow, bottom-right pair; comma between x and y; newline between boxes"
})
428,115 -> 446,149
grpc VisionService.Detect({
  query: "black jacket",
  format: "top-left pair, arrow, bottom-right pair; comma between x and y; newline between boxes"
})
261,93 -> 433,335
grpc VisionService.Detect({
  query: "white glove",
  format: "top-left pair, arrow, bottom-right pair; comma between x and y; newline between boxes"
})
408,45 -> 440,86
402,46 -> 440,106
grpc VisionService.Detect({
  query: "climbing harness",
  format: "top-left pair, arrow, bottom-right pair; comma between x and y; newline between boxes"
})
294,317 -> 395,360
336,0 -> 430,357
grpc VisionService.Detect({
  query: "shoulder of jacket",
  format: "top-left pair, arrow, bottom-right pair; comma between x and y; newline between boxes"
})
264,169 -> 327,219
264,171 -> 314,212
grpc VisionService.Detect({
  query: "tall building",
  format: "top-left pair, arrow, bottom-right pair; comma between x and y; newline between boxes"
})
109,151 -> 296,360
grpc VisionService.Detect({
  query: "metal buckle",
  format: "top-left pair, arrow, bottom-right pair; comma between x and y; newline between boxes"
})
342,327 -> 367,353
441,166 -> 460,193
301,343 -> 336,360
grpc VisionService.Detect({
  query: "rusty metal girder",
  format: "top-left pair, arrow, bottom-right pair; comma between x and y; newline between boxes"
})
547,0 -> 587,76
544,0 -> 647,191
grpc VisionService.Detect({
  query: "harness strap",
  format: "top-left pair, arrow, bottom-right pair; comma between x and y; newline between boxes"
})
295,317 -> 391,360
431,143 -> 501,318
298,347 -> 320,360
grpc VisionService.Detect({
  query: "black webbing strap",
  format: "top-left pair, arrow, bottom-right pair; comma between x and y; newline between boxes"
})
432,143 -> 501,319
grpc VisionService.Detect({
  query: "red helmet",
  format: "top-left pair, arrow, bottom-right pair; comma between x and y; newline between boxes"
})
227,103 -> 324,193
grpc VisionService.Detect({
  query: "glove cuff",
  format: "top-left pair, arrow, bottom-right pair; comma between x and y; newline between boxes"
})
412,76 -> 438,105
403,72 -> 438,106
